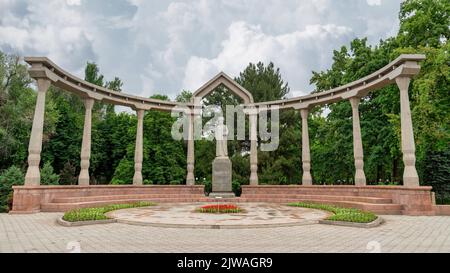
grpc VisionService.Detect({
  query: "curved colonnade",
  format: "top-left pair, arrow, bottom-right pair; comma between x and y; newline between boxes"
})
23,54 -> 425,188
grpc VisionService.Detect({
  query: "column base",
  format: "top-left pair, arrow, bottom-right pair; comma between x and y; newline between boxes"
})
133,173 -> 143,185
302,173 -> 312,185
24,167 -> 40,186
250,174 -> 258,186
186,178 -> 195,186
78,171 -> 90,186
403,167 -> 419,187
355,170 -> 366,186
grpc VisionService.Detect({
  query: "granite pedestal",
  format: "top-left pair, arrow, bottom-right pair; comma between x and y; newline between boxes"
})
211,157 -> 235,198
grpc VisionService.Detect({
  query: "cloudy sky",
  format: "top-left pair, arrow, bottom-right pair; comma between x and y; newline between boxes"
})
0,0 -> 402,99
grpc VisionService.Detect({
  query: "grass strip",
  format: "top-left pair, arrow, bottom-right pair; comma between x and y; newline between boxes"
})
288,202 -> 377,223
62,201 -> 155,222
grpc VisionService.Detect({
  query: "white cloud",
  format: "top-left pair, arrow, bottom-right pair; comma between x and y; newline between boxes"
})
66,0 -> 81,6
366,0 -> 382,6
0,26 -> 29,51
0,0 -> 402,101
0,0 -> 95,74
183,22 -> 353,96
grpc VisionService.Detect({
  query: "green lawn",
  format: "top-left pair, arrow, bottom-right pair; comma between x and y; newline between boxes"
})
287,202 -> 377,223
62,201 -> 155,222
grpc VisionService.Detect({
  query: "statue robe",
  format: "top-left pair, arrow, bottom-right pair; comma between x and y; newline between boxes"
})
215,122 -> 228,157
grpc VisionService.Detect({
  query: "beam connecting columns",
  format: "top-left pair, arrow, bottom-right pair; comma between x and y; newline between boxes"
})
78,98 -> 94,185
133,109 -> 145,185
300,109 -> 312,185
349,97 -> 366,186
25,79 -> 51,186
186,111 -> 195,185
249,108 -> 258,185
396,77 -> 419,187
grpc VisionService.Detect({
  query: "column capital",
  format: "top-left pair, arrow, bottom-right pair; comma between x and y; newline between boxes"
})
83,97 -> 95,110
349,96 -> 361,108
300,108 -> 309,119
395,76 -> 411,90
136,108 -> 145,118
244,106 -> 258,116
185,106 -> 202,116
36,78 -> 51,93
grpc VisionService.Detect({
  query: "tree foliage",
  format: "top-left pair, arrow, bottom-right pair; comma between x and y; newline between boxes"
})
0,166 -> 24,212
308,0 -> 449,195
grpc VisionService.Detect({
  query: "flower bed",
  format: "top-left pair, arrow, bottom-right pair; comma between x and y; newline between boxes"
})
62,201 -> 155,222
197,204 -> 242,213
287,202 -> 377,223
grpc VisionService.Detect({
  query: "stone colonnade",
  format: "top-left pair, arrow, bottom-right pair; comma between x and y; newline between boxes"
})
23,65 -> 420,188
296,77 -> 418,186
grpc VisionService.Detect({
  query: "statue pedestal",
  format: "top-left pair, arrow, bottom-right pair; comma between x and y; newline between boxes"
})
211,157 -> 234,198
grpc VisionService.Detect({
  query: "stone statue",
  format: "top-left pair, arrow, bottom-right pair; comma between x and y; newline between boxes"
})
211,116 -> 233,198
215,116 -> 228,158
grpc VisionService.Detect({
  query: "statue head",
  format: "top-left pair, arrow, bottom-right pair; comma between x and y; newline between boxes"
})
217,116 -> 224,125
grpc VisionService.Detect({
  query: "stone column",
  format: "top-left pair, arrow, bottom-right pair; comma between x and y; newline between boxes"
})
24,79 -> 51,186
249,110 -> 258,185
300,109 -> 312,185
78,98 -> 94,186
133,109 -> 145,185
186,112 -> 195,185
349,97 -> 366,186
396,77 -> 419,187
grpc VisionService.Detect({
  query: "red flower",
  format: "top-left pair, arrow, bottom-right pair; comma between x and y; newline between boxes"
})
198,204 -> 242,213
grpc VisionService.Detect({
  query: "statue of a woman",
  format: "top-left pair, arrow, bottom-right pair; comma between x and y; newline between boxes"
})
215,117 -> 228,157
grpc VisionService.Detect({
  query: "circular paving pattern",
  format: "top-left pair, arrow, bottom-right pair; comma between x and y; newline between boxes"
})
105,203 -> 331,229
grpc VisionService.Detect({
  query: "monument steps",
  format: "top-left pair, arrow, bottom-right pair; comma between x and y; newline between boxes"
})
238,187 -> 403,214
42,196 -> 402,214
233,194 -> 392,204
41,197 -> 212,212
242,189 -> 369,195
202,197 -> 402,214
52,194 -> 210,203
242,198 -> 402,214
31,184 -> 420,215
41,192 -> 401,214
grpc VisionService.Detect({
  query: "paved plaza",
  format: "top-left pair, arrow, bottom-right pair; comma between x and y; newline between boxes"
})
1,212 -> 450,253
105,203 -> 331,228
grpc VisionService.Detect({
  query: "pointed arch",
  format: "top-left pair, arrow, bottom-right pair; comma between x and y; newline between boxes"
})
191,72 -> 254,104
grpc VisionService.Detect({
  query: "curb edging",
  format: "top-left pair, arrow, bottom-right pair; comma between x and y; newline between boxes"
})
318,216 -> 383,228
57,216 -> 117,227
115,218 -> 318,229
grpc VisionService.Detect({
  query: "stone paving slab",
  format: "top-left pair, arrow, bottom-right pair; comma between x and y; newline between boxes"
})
105,203 -> 330,228
1,213 -> 450,252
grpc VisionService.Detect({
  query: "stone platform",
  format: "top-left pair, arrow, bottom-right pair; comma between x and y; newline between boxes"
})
105,202 -> 331,228
10,184 -> 444,216
11,185 -> 208,213
240,185 -> 436,216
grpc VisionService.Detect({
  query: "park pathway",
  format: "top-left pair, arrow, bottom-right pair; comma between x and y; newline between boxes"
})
1,213 -> 450,253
